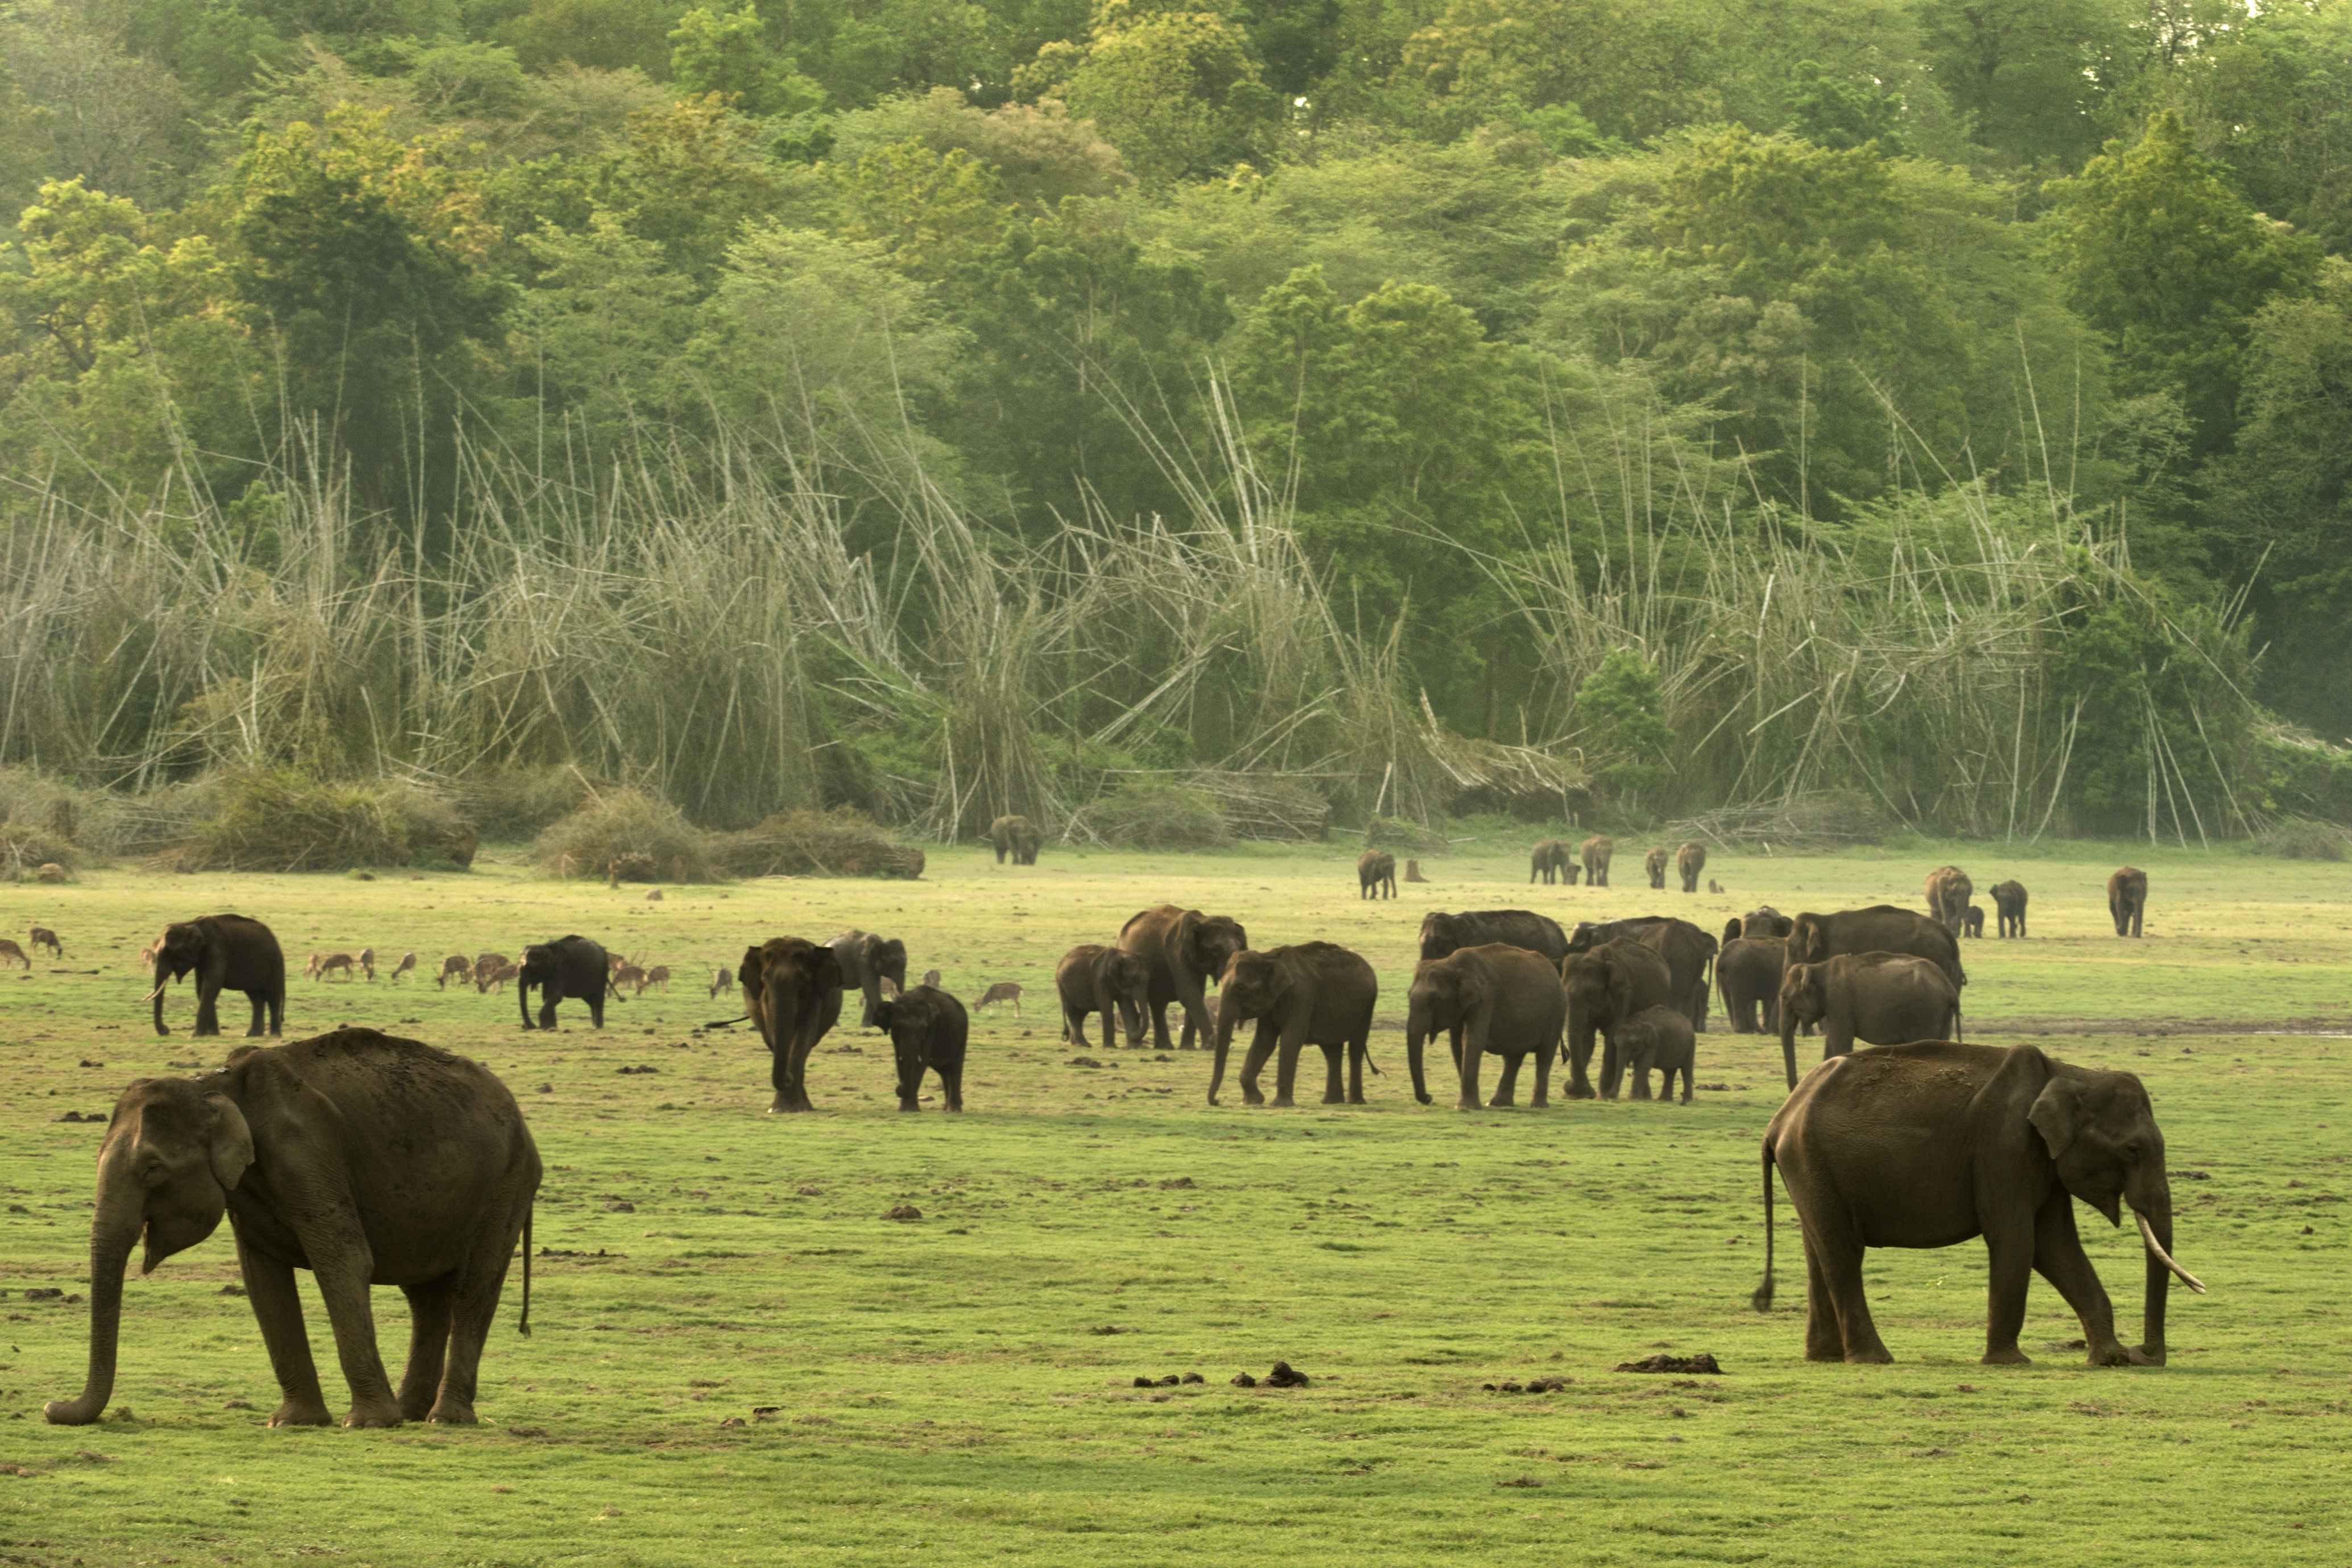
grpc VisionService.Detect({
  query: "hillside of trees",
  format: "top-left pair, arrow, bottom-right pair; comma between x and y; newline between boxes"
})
4,0 -> 2351,845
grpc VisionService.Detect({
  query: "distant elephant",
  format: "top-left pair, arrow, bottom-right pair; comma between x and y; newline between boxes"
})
518,936 -> 609,1029
1118,904 -> 1249,1052
1558,938 -> 1675,1099
1778,953 -> 1962,1088
1638,918 -> 1716,1032
1211,942 -> 1379,1108
1644,845 -> 1670,890
1618,1006 -> 1696,1103
1417,908 -> 1568,965
1359,850 -> 1398,900
1755,1041 -> 2202,1366
1527,839 -> 1572,886
989,814 -> 1043,866
1676,841 -> 1707,894
871,986 -> 968,1111
1717,936 -> 1785,1034
1580,835 -> 1613,887
1055,943 -> 1151,1053
1788,905 -> 1964,991
148,914 -> 284,1039
1924,865 -> 1973,934
828,929 -> 910,1029
1992,880 -> 2028,938
45,1028 -> 539,1429
1406,944 -> 1567,1108
2109,867 -> 2147,937
739,936 -> 845,1112
1963,905 -> 1985,938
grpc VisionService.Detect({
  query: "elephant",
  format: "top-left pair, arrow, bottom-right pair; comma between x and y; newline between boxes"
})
1777,952 -> 1962,1089
1992,880 -> 2028,938
1210,942 -> 1379,1108
2109,867 -> 2148,937
1717,936 -> 1785,1034
1055,943 -> 1151,1053
1557,938 -> 1675,1099
1676,840 -> 1707,894
1565,914 -> 1672,952
1528,839 -> 1573,885
739,936 -> 845,1113
1754,1041 -> 2203,1367
1963,905 -> 1985,938
1925,865 -> 1973,935
1406,944 -> 1567,1108
1638,918 -> 1717,1031
989,814 -> 1042,866
1742,906 -> 1793,939
871,986 -> 968,1112
1644,845 -> 1669,890
46,1027 -> 540,1429
148,915 -> 284,1039
1618,1006 -> 1696,1103
1359,850 -> 1398,899
1117,905 -> 1248,1052
1580,835 -> 1613,887
1788,905 -> 1964,991
828,929 -> 910,1028
1418,908 -> 1569,965
517,936 -> 609,1030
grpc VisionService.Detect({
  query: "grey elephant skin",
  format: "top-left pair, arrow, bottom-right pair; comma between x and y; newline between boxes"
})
1716,936 -> 1786,1033
1617,1004 -> 1696,1103
740,936 -> 845,1112
1777,952 -> 1961,1087
1579,835 -> 1613,887
1055,943 -> 1151,1053
150,914 -> 284,1039
872,986 -> 968,1111
1118,904 -> 1248,1051
1210,942 -> 1378,1107
1557,938 -> 1674,1099
1407,943 -> 1566,1108
1359,850 -> 1398,899
1527,839 -> 1572,885
1675,841 -> 1707,894
829,929 -> 910,1028
1417,908 -> 1568,965
2108,867 -> 2148,937
1992,880 -> 2029,937
47,1028 -> 540,1429
989,814 -> 1042,866
1788,905 -> 1964,991
1644,845 -> 1670,890
1925,865 -> 1974,934
517,935 -> 609,1029
1755,1041 -> 2202,1366
1637,918 -> 1717,1032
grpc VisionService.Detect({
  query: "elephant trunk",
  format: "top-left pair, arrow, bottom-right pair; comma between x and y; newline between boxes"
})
1118,998 -> 1143,1050
1779,1011 -> 1799,1089
44,1182 -> 143,1424
1406,1000 -> 1433,1105
2134,1203 -> 2201,1363
1208,996 -> 1240,1105
150,961 -> 171,1035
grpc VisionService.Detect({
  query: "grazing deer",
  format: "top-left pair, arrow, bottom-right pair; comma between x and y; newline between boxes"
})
615,963 -> 649,993
315,952 -> 357,981
358,946 -> 377,981
0,938 -> 28,969
639,964 -> 671,996
709,965 -> 733,999
974,981 -> 1023,1017
28,926 -> 63,958
879,974 -> 899,998
138,941 -> 159,970
437,954 -> 471,988
607,951 -> 628,974
921,967 -> 941,988
389,951 -> 416,982
482,961 -> 520,992
473,953 -> 511,990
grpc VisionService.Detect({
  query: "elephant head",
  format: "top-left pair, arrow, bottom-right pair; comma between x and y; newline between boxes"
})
1404,954 -> 1486,1105
1776,962 -> 1832,1086
1416,912 -> 1465,963
1177,911 -> 1247,984
47,1075 -> 254,1425
1722,917 -> 1745,948
1558,946 -> 1636,1026
1208,950 -> 1286,1104
147,921 -> 211,1032
871,986 -> 944,1045
1099,949 -> 1151,1048
1787,913 -> 1832,965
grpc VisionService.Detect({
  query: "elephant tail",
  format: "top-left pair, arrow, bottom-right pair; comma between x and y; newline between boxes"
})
1750,1141 -> 1777,1313
518,1205 -> 533,1338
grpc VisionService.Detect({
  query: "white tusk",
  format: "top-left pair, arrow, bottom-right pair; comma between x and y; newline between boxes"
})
2137,1210 -> 2206,1295
144,984 -> 167,1003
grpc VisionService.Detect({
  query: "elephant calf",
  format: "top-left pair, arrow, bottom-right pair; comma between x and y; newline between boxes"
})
1056,943 -> 1151,1053
873,986 -> 968,1112
1778,953 -> 1961,1089
1717,936 -> 1785,1034
1619,1006 -> 1696,1103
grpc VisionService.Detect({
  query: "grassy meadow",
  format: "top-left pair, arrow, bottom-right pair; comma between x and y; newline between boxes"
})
0,835 -> 2346,1566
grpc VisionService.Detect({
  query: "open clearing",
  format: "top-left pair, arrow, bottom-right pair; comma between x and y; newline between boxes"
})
1,838 -> 2346,1566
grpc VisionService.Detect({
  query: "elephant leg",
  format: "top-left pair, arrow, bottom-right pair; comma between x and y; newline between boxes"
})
1317,1042 -> 1344,1106
244,990 -> 268,1037
1979,1216 -> 2039,1366
1629,1060 -> 1651,1101
238,1237 -> 332,1427
1148,1002 -> 1176,1052
396,1279 -> 455,1422
193,983 -> 221,1037
1347,1040 -> 1367,1105
588,992 -> 605,1028
896,1049 -> 923,1111
1807,1221 -> 1891,1364
1529,1040 -> 1553,1107
2029,1197 -> 2138,1366
1599,1029 -> 1625,1100
304,1243 -> 402,1428
432,1203 -> 527,1425
1564,1029 -> 1597,1100
1487,1052 -> 1521,1107
940,1059 -> 964,1113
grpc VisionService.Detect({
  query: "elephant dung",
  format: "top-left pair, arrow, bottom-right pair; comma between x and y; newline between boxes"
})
1613,1352 -> 1722,1375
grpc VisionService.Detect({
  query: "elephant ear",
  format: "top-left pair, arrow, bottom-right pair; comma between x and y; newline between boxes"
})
1456,954 -> 1491,1012
2027,1074 -> 2090,1159
813,948 -> 845,988
1605,953 -> 1632,1018
1174,909 -> 1204,962
203,1093 -> 254,1190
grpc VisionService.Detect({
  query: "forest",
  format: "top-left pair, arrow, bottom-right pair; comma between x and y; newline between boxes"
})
4,0 -> 2352,848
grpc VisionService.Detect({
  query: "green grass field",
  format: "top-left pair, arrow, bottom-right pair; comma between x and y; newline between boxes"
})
2,838 -> 2346,1566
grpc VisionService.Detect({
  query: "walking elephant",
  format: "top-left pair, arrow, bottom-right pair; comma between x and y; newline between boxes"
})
1558,938 -> 1675,1099
1717,936 -> 1785,1034
1676,841 -> 1707,894
1644,845 -> 1669,890
1417,908 -> 1569,965
1925,865 -> 1973,934
1992,880 -> 2028,938
828,929 -> 910,1028
1118,905 -> 1249,1052
989,814 -> 1042,866
1210,942 -> 1378,1108
1580,835 -> 1613,887
46,1028 -> 540,1429
871,985 -> 968,1111
1359,850 -> 1398,900
148,915 -> 285,1039
1407,944 -> 1567,1108
1528,839 -> 1573,886
1619,1006 -> 1696,1103
740,936 -> 845,1112
1755,1041 -> 2202,1367
1055,943 -> 1151,1053
517,936 -> 609,1030
1777,952 -> 1962,1088
2109,867 -> 2148,937
1788,905 -> 1964,991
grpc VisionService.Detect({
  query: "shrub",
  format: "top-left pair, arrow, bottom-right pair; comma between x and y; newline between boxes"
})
0,767 -> 92,846
452,766 -> 606,842
1072,783 -> 1230,850
154,769 -> 475,872
532,788 -> 722,881
1363,814 -> 1450,855
0,821 -> 77,873
712,808 -> 926,878
2260,818 -> 2346,860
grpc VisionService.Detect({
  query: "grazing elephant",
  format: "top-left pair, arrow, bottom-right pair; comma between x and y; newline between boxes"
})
1055,943 -> 1151,1053
1417,908 -> 1569,965
1788,905 -> 1964,991
1359,850 -> 1398,900
1754,1041 -> 2202,1366
1644,845 -> 1669,890
1618,1006 -> 1696,1103
1992,880 -> 2028,938
2109,867 -> 2147,937
1638,918 -> 1717,1032
1717,937 -> 1785,1034
1406,944 -> 1567,1108
1210,943 -> 1378,1108
149,915 -> 285,1039
828,930 -> 910,1029
1557,938 -> 1675,1099
1118,905 -> 1248,1052
1924,865 -> 1973,935
1528,839 -> 1573,885
1963,905 -> 1985,938
517,936 -> 609,1030
989,814 -> 1042,866
1777,953 -> 1962,1089
46,1028 -> 539,1429
1676,841 -> 1707,894
1580,835 -> 1613,887
740,937 -> 846,1113
871,986 -> 968,1111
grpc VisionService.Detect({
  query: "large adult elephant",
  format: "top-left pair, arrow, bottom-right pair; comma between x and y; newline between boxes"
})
1638,918 -> 1717,1031
1777,953 -> 1961,1088
1580,835 -> 1614,887
1644,845 -> 1669,890
1210,943 -> 1378,1108
1925,866 -> 1973,934
1755,1041 -> 2202,1366
740,936 -> 845,1112
1528,839 -> 1572,886
1557,938 -> 1675,1099
1565,914 -> 1672,952
1740,906 -> 1793,939
1417,909 -> 1568,965
517,936 -> 609,1030
828,929 -> 910,1028
2109,867 -> 2148,937
1676,841 -> 1708,894
1055,942 -> 1151,1052
148,915 -> 284,1039
989,814 -> 1043,866
1118,905 -> 1249,1052
1407,944 -> 1567,1108
1788,905 -> 1964,991
1992,880 -> 2029,938
46,1028 -> 539,1429
1717,936 -> 1785,1034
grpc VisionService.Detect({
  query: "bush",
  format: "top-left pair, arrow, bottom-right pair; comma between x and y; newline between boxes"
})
81,777 -> 225,859
154,769 -> 476,872
1363,814 -> 1450,855
0,820 -> 77,873
452,766 -> 606,842
532,789 -> 722,881
712,808 -> 927,878
1073,782 -> 1230,849
0,767 -> 92,846
2259,818 -> 2346,860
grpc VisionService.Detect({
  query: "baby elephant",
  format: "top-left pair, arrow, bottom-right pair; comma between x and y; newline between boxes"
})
1619,1005 -> 1697,1103
871,985 -> 969,1112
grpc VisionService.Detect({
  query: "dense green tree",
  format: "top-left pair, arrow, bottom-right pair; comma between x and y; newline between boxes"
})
668,3 -> 824,114
1572,647 -> 1674,794
1912,0 -> 2136,168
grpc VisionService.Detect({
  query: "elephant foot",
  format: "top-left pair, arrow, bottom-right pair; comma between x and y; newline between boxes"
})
1347,1094 -> 1366,1106
1268,1097 -> 1295,1109
1979,1346 -> 2032,1366
1565,1085 -> 1595,1101
425,1400 -> 479,1425
1320,1094 -> 1343,1106
897,1103 -> 920,1112
1530,1095 -> 1549,1108
767,1097 -> 811,1114
341,1402 -> 405,1429
2093,1342 -> 2154,1368
1844,1346 -> 1895,1365
1242,1093 -> 1265,1107
268,1401 -> 334,1428
2130,1343 -> 2165,1367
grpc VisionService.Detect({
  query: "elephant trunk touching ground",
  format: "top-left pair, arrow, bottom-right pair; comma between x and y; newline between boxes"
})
1403,994 -> 1445,1107
2132,1181 -> 2202,1363
47,1152 -> 177,1424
